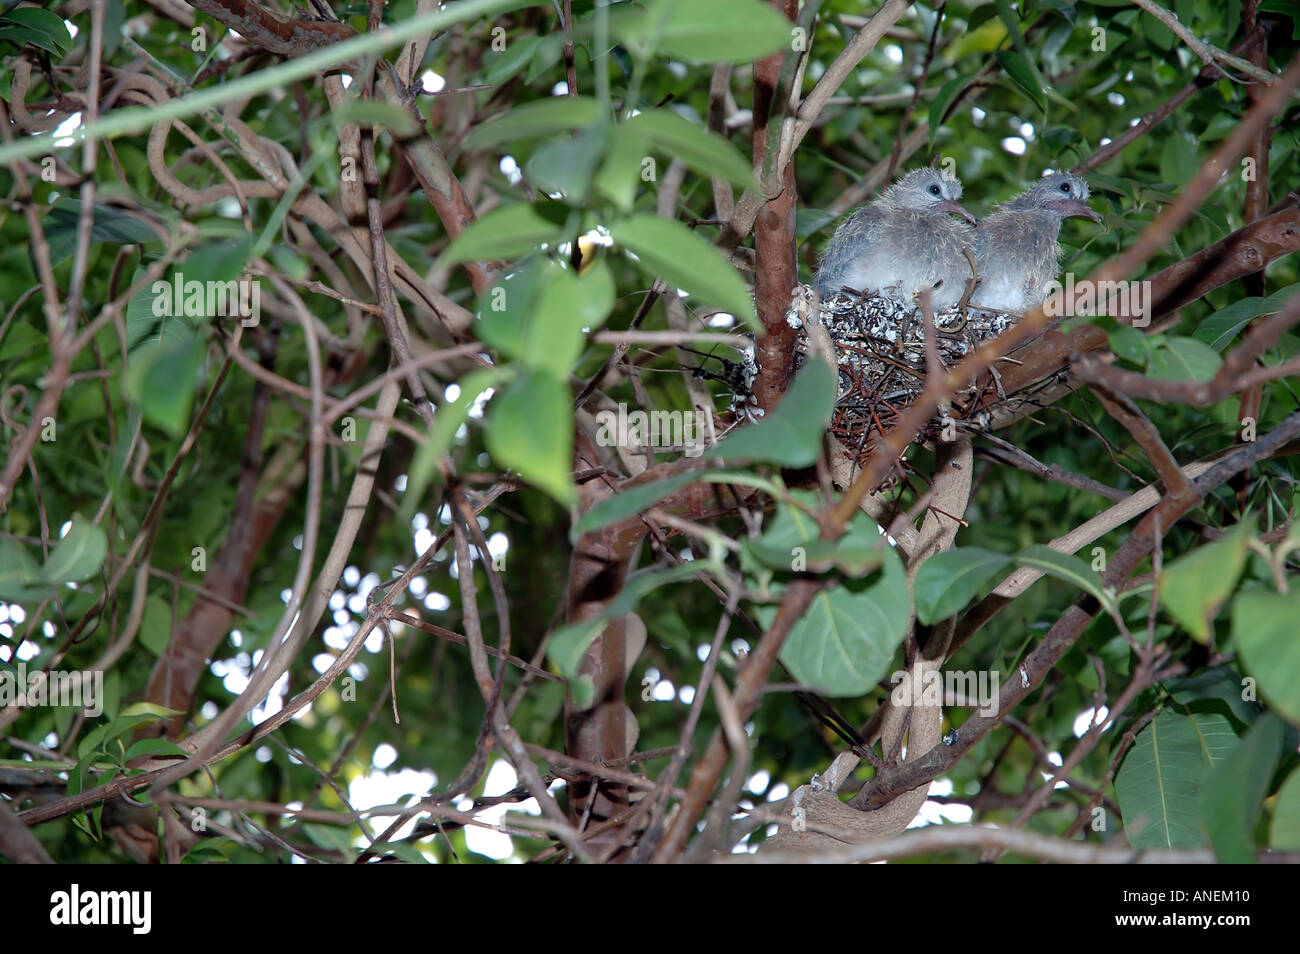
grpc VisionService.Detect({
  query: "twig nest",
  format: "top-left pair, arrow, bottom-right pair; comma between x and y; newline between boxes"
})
786,284 -> 1020,466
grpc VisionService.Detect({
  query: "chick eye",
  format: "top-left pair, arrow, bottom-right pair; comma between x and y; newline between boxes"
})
929,184 -> 941,196
1059,181 -> 1071,193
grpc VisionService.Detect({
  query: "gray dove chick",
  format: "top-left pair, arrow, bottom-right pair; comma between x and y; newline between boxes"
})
814,167 -> 976,310
970,171 -> 1101,314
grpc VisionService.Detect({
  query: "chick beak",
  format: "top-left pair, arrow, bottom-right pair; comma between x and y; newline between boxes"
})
935,199 -> 977,224
1051,199 -> 1102,223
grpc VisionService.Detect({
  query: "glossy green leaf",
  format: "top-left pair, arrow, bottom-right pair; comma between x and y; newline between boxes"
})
1159,520 -> 1251,643
1198,713 -> 1282,863
626,109 -> 758,191
1146,336 -> 1223,382
772,546 -> 909,697
914,547 -> 1013,624
1232,588 -> 1300,725
705,360 -> 835,466
465,96 -> 604,148
437,204 -> 565,268
1015,545 -> 1113,614
43,514 -> 108,586
1270,766 -> 1300,850
611,214 -> 756,329
485,371 -> 575,505
1114,709 -> 1237,850
611,0 -> 791,63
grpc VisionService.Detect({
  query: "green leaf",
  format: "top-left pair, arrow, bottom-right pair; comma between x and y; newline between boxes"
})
1232,588 -> 1300,725
611,0 -> 791,64
1114,709 -> 1238,850
611,214 -> 756,329
330,98 -> 419,137
1108,325 -> 1151,364
1015,545 -> 1114,613
548,563 -> 701,684
476,257 -> 549,359
118,702 -> 184,719
484,34 -> 543,87
1270,766 -> 1300,850
1162,664 -> 1260,729
771,546 -> 909,697
123,737 -> 190,761
1,7 -> 73,54
525,265 -> 589,376
465,96 -> 604,148
485,371 -> 575,505
124,333 -> 205,437
401,367 -> 512,525
995,50 -> 1045,112
914,547 -> 1013,624
626,110 -> 758,191
575,472 -> 699,535
1159,520 -> 1252,642
0,537 -> 52,603
526,124 -> 611,202
1198,713 -> 1282,863
744,489 -> 886,576
928,75 -> 971,134
1146,336 -> 1223,382
593,128 -> 650,212
437,204 -> 565,268
706,360 -> 835,466
138,595 -> 173,657
43,514 -> 108,586
1193,298 -> 1262,352
44,198 -> 160,265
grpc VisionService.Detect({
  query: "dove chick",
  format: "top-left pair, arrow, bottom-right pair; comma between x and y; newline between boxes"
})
970,171 -> 1101,314
814,167 -> 977,311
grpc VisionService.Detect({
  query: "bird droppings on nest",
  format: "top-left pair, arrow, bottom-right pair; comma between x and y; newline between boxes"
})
786,283 -> 1022,466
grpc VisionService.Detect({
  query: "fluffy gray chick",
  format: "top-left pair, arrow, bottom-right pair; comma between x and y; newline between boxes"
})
814,168 -> 977,310
970,172 -> 1102,314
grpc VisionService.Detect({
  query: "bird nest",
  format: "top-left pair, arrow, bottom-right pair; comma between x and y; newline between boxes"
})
784,284 -> 1021,467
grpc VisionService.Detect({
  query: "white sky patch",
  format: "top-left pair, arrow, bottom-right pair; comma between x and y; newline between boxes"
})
394,474 -> 408,493
500,156 -> 522,185
971,106 -> 986,125
349,767 -> 436,842
339,74 -> 353,90
420,70 -> 446,93
746,770 -> 770,794
1108,92 -> 1125,107
52,112 -> 81,148
1019,122 -> 1035,140
373,743 -> 398,769
908,778 -> 972,826
678,685 -> 696,705
884,44 -> 903,64
1073,705 -> 1109,737
706,312 -> 736,328
552,81 -> 569,96
64,19 -> 78,38
251,670 -> 289,725
465,760 -> 539,861
1001,136 -> 1027,156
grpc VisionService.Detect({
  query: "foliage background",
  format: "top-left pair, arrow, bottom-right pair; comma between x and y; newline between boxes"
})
1,0 -> 1298,863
